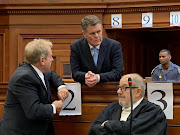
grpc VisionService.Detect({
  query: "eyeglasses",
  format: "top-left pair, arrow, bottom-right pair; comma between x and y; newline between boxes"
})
116,85 -> 138,92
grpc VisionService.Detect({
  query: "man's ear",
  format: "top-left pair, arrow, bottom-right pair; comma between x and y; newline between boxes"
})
135,88 -> 142,97
82,31 -> 86,38
169,55 -> 172,60
39,57 -> 45,66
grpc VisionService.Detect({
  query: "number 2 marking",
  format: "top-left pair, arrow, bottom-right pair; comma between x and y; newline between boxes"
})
62,90 -> 76,110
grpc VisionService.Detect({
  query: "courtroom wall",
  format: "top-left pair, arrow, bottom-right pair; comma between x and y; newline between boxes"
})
0,0 -> 180,82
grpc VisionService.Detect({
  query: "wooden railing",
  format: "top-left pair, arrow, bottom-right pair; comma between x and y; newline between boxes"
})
1,82 -> 180,135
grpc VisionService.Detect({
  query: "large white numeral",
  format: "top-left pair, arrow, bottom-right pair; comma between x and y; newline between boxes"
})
59,83 -> 81,116
147,83 -> 173,119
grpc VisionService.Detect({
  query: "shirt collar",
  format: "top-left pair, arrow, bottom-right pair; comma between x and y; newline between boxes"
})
160,62 -> 173,71
122,97 -> 144,111
88,43 -> 100,50
31,64 -> 44,81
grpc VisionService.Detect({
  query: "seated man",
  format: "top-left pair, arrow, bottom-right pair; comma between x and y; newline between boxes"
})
151,49 -> 180,82
70,15 -> 124,87
88,73 -> 168,135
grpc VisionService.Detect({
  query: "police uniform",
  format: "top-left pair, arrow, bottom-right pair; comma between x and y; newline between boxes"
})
151,62 -> 180,82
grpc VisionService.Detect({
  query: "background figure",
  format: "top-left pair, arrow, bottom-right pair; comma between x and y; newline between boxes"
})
88,73 -> 168,135
70,15 -> 124,87
0,39 -> 69,135
151,49 -> 180,82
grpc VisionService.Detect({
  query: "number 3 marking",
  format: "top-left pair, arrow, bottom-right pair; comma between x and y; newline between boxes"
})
151,90 -> 167,110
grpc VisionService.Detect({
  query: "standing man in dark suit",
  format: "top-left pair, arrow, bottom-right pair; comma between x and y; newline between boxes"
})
70,15 -> 124,87
0,39 -> 69,135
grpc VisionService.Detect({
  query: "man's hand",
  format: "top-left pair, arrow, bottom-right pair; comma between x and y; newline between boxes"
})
52,100 -> 63,114
85,71 -> 98,87
57,87 -> 69,101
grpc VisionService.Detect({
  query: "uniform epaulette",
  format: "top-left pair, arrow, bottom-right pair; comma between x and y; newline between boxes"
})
151,68 -> 155,75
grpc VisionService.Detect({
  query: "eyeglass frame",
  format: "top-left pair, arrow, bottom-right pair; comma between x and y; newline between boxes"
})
116,85 -> 138,92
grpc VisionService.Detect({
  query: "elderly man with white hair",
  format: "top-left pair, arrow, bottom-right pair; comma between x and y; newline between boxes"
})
88,73 -> 168,135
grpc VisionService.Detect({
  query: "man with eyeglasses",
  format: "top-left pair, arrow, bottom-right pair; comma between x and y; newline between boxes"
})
88,73 -> 168,135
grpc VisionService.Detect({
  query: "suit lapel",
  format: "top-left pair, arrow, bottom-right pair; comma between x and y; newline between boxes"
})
97,38 -> 107,72
26,63 -> 50,100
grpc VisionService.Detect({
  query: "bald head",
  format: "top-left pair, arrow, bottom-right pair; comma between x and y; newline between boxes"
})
120,73 -> 146,97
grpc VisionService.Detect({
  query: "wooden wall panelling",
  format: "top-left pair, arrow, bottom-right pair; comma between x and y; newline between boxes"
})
0,34 -> 4,82
8,23 -> 83,79
0,0 -> 103,4
17,30 -> 82,80
0,82 -> 7,117
0,30 -> 9,82
54,52 -> 71,79
7,13 -> 90,79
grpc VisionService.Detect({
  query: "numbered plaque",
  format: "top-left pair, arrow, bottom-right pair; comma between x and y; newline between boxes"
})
142,13 -> 153,27
170,11 -> 180,26
59,83 -> 82,116
147,83 -> 173,119
111,14 -> 122,28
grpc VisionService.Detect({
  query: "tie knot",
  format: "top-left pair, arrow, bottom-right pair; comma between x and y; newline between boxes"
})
92,47 -> 97,52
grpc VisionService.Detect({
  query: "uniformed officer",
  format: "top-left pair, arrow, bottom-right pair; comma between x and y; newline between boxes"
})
151,49 -> 180,82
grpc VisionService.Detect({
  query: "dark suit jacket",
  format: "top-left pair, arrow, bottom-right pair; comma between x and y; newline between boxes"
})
70,37 -> 124,83
0,62 -> 64,135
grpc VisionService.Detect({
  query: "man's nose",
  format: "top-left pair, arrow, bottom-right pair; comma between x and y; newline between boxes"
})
117,89 -> 122,94
94,33 -> 98,37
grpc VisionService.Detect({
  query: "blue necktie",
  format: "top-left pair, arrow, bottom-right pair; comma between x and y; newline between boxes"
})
92,47 -> 98,66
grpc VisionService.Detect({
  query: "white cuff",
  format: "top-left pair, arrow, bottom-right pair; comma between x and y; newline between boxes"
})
97,74 -> 100,82
51,104 -> 56,114
57,85 -> 66,91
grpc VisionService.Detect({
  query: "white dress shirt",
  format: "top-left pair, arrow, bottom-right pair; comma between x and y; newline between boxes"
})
120,98 -> 144,121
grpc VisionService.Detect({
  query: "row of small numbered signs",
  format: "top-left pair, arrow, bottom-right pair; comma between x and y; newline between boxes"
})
111,12 -> 180,28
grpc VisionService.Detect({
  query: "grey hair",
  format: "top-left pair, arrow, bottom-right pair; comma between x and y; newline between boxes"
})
122,73 -> 146,97
24,39 -> 53,64
81,15 -> 102,32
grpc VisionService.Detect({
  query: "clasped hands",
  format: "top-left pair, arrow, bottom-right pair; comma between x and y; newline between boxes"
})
85,71 -> 98,87
52,87 -> 69,113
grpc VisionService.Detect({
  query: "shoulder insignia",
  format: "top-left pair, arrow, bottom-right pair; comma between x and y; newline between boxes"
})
151,68 -> 155,75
